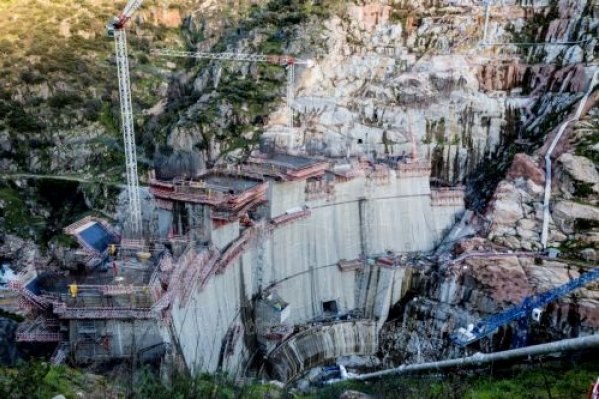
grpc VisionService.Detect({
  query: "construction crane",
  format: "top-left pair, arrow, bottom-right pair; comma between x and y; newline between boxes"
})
106,0 -> 144,236
452,266 -> 599,347
151,49 -> 315,128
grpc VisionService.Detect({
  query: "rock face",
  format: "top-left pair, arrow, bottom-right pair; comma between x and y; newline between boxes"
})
266,7 -> 509,186
487,178 -> 545,250
379,0 -> 599,368
0,0 -> 258,180
381,251 -> 599,367
553,201 -> 599,234
557,153 -> 599,194
486,106 -> 598,252
507,154 -> 545,186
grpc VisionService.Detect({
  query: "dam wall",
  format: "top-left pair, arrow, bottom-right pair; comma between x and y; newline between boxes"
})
162,156 -> 464,377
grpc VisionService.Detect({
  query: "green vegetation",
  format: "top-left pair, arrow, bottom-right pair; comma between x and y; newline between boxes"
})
136,369 -> 280,399
302,358 -> 598,399
0,187 -> 28,235
1,357 -> 597,399
149,0 -> 347,163
52,233 -> 79,249
0,308 -> 25,322
0,362 -> 98,399
574,114 -> 599,165
0,0 -> 191,180
573,181 -> 595,198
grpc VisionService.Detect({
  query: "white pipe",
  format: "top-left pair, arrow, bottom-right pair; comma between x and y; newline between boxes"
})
541,69 -> 598,248
287,64 -> 294,129
482,1 -> 491,46
339,334 -> 599,382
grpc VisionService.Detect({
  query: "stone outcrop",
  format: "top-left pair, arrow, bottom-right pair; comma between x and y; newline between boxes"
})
381,251 -> 599,367
507,153 -> 545,186
487,178 -> 544,250
557,153 -> 599,194
553,201 -> 599,234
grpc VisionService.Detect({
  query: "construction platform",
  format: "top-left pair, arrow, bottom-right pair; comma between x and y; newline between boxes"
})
246,153 -> 329,181
64,216 -> 117,254
149,169 -> 268,212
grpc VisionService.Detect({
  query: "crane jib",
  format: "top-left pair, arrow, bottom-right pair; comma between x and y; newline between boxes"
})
453,266 -> 599,346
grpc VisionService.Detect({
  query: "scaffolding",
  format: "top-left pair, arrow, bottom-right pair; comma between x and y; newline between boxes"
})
215,228 -> 256,274
50,342 -> 70,365
395,161 -> 432,178
179,247 -> 220,308
337,259 -> 364,272
271,207 -> 311,227
16,316 -> 62,342
430,187 -> 466,206
247,154 -> 329,181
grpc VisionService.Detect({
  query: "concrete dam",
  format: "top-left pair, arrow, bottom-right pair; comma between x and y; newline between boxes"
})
149,152 -> 464,379
6,151 -> 463,380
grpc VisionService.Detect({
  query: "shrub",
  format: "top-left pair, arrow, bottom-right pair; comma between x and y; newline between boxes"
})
6,107 -> 42,132
48,92 -> 83,109
0,188 -> 28,235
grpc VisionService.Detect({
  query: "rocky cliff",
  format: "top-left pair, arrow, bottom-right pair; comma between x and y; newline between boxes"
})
378,0 -> 598,366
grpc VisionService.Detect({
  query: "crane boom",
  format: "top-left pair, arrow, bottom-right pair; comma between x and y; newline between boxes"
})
151,49 -> 315,129
452,266 -> 599,346
122,0 -> 144,19
150,49 -> 313,66
107,0 -> 145,236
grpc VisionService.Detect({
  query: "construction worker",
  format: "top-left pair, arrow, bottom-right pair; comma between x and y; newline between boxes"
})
109,244 -> 117,257
69,282 -> 78,298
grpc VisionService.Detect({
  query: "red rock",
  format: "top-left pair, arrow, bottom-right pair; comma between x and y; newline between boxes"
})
507,153 -> 545,185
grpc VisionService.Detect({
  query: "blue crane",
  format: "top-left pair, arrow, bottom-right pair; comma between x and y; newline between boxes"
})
452,266 -> 599,347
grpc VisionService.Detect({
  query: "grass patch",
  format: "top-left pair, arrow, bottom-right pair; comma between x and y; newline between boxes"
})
0,187 -> 28,235
0,362 -> 94,399
303,356 -> 598,399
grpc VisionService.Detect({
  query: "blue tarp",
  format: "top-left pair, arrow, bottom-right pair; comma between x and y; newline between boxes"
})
78,222 -> 115,253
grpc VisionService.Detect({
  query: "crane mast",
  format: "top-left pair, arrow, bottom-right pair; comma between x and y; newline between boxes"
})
286,60 -> 294,128
151,49 -> 314,129
107,0 -> 145,236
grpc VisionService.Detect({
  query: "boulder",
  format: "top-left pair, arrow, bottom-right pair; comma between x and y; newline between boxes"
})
552,200 -> 599,233
489,187 -> 524,225
557,153 -> 599,192
579,248 -> 599,262
465,255 -> 531,305
507,153 -> 545,186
